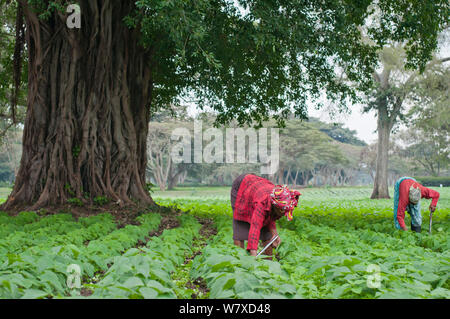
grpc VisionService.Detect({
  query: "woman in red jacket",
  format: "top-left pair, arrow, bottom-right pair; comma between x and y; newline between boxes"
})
394,177 -> 440,233
231,174 -> 301,257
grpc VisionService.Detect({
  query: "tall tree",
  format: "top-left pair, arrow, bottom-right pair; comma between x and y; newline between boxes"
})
2,0 -> 448,210
360,140 -> 413,185
364,44 -> 449,199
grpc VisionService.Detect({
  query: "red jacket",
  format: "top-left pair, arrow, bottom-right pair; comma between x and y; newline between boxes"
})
396,179 -> 440,230
233,174 -> 278,251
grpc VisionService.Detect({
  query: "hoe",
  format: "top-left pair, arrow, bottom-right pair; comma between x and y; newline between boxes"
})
429,210 -> 434,235
256,235 -> 279,258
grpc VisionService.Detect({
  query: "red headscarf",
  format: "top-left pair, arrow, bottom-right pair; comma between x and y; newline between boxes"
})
270,185 -> 301,221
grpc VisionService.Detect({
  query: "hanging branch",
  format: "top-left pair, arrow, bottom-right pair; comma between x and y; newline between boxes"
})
11,1 -> 25,125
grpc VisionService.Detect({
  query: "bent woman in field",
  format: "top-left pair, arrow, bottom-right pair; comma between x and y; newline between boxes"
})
231,174 -> 301,257
393,176 -> 440,233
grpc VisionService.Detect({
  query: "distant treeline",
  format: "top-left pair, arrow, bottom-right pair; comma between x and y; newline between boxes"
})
415,176 -> 450,187
145,109 -> 447,191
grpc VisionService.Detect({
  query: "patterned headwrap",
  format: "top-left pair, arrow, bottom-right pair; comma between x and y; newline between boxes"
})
271,185 -> 302,221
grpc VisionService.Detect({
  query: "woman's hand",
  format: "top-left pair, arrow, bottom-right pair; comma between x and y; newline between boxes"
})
249,250 -> 257,257
269,229 -> 281,248
272,235 -> 281,248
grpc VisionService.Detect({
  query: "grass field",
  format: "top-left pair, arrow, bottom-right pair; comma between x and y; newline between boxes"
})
0,186 -> 448,299
0,188 -> 11,203
152,185 -> 449,213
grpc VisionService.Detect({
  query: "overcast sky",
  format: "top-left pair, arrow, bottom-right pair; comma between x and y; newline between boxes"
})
310,34 -> 450,145
308,105 -> 378,144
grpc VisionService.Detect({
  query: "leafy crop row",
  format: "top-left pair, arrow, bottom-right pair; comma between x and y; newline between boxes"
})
156,197 -> 450,299
189,215 -> 300,298
0,189 -> 448,299
0,212 -> 40,239
85,214 -> 202,299
0,213 -> 161,298
0,214 -> 116,255
277,225 -> 450,298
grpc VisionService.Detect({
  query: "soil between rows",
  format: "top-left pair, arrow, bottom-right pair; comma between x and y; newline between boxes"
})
135,214 -> 181,248
183,217 -> 218,299
25,203 -> 218,299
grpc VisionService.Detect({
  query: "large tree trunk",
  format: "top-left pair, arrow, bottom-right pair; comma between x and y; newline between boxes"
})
2,1 -> 155,211
371,109 -> 392,199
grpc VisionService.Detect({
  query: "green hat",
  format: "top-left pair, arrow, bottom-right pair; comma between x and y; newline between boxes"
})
409,185 -> 421,205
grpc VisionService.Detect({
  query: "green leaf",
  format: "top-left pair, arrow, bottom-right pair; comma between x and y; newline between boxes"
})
146,280 -> 172,294
307,261 -> 328,275
327,266 -> 352,281
351,287 -> 363,295
136,263 -> 150,278
214,289 -> 235,299
21,289 -> 48,299
210,261 -> 234,272
233,274 -> 260,293
378,290 -> 416,299
331,285 -> 351,299
121,277 -> 144,289
210,274 -> 236,298
430,288 -> 450,299
139,287 -> 159,299
148,269 -> 172,285
417,273 -> 440,283
236,290 -> 263,299
278,284 -> 297,296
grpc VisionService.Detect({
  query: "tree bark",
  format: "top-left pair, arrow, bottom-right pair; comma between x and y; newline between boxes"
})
2,1 -> 155,211
312,171 -> 318,187
285,167 -> 291,186
293,170 -> 299,188
168,167 -> 185,190
301,171 -> 310,187
371,109 -> 392,199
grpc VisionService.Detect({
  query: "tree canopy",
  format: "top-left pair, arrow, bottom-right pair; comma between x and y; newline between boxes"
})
7,0 -> 450,128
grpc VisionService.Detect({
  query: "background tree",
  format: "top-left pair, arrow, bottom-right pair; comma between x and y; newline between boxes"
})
0,0 -> 27,139
402,63 -> 450,176
0,126 -> 22,183
363,44 -> 449,199
332,141 -> 364,186
147,121 -> 188,191
271,118 -> 353,187
398,129 -> 448,177
0,1 -> 25,185
360,139 -> 414,185
2,0 -> 448,211
146,105 -> 192,190
309,118 -> 367,147
360,143 -> 377,182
